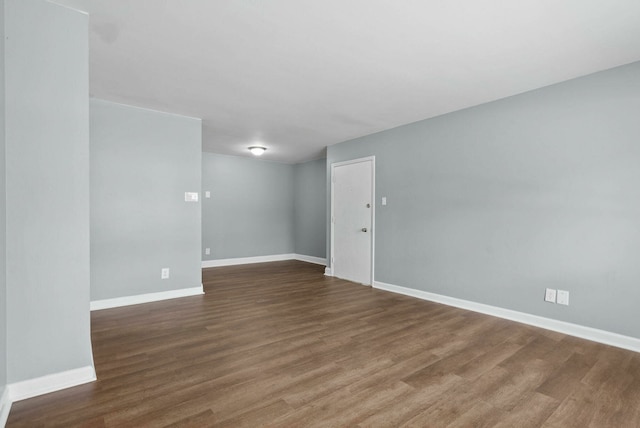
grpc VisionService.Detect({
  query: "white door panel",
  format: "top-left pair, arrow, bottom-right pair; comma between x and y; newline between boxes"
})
332,159 -> 373,285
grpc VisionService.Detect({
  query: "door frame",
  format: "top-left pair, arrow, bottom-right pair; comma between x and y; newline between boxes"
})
329,156 -> 375,285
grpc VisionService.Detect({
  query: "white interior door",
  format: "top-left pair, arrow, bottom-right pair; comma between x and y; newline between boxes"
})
332,158 -> 374,285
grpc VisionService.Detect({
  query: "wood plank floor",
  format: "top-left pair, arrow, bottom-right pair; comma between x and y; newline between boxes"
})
7,260 -> 640,427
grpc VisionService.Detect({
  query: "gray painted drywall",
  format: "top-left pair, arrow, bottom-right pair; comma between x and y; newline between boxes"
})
0,0 -> 7,396
327,61 -> 640,339
294,158 -> 326,258
5,0 -> 93,382
202,153 -> 294,260
91,99 -> 202,301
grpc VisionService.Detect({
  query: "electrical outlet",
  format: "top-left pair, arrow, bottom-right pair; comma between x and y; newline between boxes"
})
557,290 -> 570,306
544,288 -> 557,303
161,268 -> 170,279
205,248 -> 210,255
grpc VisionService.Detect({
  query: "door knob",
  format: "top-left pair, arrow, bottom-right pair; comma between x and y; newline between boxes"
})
361,227 -> 367,232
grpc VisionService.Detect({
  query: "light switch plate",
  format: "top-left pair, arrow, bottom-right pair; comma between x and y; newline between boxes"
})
382,197 -> 387,206
205,191 -> 211,198
185,192 -> 199,202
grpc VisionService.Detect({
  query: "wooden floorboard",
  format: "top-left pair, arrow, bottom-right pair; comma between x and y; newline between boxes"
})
7,260 -> 640,427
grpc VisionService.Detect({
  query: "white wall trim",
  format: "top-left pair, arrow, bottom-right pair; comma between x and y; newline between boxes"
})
324,267 -> 333,276
0,387 -> 11,428
374,280 -> 640,354
202,254 -> 326,268
90,285 -> 204,311
202,254 -> 295,268
294,254 -> 327,265
7,365 -> 96,403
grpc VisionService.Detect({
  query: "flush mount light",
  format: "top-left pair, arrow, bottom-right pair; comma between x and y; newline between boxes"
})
248,146 -> 267,156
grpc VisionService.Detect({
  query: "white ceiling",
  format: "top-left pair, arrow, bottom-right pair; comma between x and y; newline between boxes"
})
53,0 -> 640,164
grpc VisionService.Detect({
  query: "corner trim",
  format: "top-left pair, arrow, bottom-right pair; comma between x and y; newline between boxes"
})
202,254 -> 327,268
324,267 -> 333,276
90,98 -> 201,121
90,285 -> 204,311
7,365 -> 96,403
0,387 -> 11,428
373,280 -> 640,354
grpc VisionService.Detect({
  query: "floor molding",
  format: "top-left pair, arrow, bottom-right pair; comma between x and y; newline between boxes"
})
293,254 -> 327,265
202,254 -> 326,268
202,254 -> 296,268
374,280 -> 640,354
7,365 -> 96,403
0,387 -> 11,428
91,285 -> 204,311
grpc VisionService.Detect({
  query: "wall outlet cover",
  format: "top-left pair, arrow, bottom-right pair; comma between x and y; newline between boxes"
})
161,268 -> 170,279
544,288 -> 557,303
557,289 -> 570,305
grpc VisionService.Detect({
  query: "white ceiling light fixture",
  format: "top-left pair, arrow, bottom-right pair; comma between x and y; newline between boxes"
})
249,146 -> 267,156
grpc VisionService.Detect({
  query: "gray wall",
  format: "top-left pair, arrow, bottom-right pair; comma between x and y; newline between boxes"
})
5,0 -> 93,382
294,158 -> 326,258
202,153 -> 294,260
0,0 -> 7,398
328,61 -> 640,339
91,99 -> 202,301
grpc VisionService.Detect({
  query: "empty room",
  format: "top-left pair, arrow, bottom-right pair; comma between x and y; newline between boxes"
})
2,0 -> 640,427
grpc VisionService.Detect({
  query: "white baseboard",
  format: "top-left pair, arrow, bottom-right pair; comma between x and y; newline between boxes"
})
7,365 -> 96,403
202,254 -> 295,268
293,254 -> 327,265
90,285 -> 204,311
374,280 -> 640,354
202,254 -> 326,268
0,387 -> 11,428
324,267 -> 333,276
